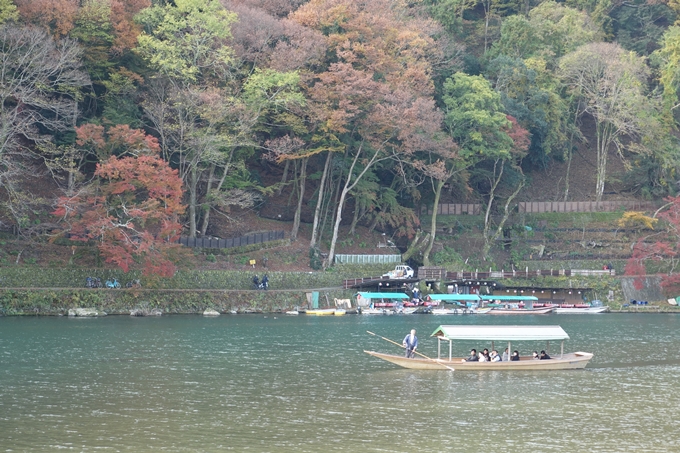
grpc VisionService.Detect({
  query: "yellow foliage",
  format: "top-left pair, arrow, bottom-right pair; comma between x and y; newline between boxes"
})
618,211 -> 657,230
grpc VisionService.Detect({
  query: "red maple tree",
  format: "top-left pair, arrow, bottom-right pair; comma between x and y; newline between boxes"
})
625,196 -> 680,293
54,127 -> 185,277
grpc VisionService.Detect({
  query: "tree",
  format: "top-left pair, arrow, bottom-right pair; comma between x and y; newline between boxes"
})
624,196 -> 680,293
292,0 -> 448,266
489,2 -> 603,63
442,73 -> 529,260
0,0 -> 18,24
559,42 -> 656,202
654,26 -> 680,118
134,0 -> 236,84
486,56 -> 572,169
0,24 -> 90,228
15,0 -> 79,36
54,151 -> 186,277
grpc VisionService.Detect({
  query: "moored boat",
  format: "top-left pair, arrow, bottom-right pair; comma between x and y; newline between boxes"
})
306,308 -> 336,316
554,306 -> 609,314
365,324 -> 593,371
487,306 -> 555,315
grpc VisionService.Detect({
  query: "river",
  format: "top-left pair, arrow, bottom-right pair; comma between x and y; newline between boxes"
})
1,314 -> 679,452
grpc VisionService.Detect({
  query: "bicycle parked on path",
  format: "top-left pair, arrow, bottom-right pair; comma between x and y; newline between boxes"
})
85,277 -> 103,288
105,278 -> 121,289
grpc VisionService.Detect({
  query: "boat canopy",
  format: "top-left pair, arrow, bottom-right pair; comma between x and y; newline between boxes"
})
430,325 -> 570,341
428,294 -> 481,301
356,292 -> 409,299
481,295 -> 538,301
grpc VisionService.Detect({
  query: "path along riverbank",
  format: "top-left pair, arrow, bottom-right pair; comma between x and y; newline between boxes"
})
2,287 -> 680,316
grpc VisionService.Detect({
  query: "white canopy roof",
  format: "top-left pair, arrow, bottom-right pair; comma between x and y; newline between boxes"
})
429,294 -> 481,301
430,325 -> 570,341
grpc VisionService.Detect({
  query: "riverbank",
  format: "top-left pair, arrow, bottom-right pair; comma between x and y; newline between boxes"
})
1,264 -> 677,316
0,288 -> 358,316
2,287 -> 679,316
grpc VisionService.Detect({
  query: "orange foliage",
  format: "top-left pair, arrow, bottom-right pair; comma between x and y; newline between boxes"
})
54,129 -> 186,277
110,0 -> 150,53
16,0 -> 79,36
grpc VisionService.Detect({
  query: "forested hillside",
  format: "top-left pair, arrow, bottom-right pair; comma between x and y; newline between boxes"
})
2,0 -> 680,276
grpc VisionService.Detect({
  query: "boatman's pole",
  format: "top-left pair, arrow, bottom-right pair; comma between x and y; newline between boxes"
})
366,331 -> 454,371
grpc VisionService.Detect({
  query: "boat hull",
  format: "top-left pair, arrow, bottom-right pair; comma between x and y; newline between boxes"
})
306,309 -> 336,316
432,308 -> 491,315
554,307 -> 609,314
364,350 -> 593,370
487,307 -> 555,315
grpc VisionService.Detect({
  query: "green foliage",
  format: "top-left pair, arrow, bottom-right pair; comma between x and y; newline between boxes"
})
69,0 -> 115,80
486,56 -> 571,167
134,0 -> 237,83
431,246 -> 466,267
0,0 -> 18,25
610,0 -> 675,56
442,72 -> 513,163
205,253 -> 216,262
489,2 -> 603,63
309,247 -> 322,270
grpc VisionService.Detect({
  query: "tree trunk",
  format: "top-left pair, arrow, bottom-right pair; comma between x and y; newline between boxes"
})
328,144 -> 379,265
402,230 -> 429,262
595,121 -> 613,203
422,179 -> 445,266
349,198 -> 359,235
278,160 -> 290,195
310,152 -> 332,248
188,166 -> 198,238
482,175 -> 525,258
290,157 -> 308,241
482,159 -> 504,259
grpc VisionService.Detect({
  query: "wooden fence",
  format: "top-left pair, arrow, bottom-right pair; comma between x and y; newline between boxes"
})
518,200 -> 656,214
423,204 -> 482,215
178,231 -> 285,249
423,200 -> 655,216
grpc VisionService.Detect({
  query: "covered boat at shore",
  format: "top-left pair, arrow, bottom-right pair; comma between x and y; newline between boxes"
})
364,325 -> 593,371
483,295 -> 555,314
428,294 -> 491,314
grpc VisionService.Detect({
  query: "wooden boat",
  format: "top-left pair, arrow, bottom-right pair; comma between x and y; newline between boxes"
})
306,308 -> 336,316
365,325 -> 593,371
554,306 -> 608,314
487,306 -> 555,315
361,307 -> 390,315
431,307 -> 492,315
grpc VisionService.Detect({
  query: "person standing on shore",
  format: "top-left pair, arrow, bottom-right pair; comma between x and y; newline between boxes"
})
403,329 -> 418,358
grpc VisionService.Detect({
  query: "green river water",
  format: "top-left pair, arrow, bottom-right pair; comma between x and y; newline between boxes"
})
1,313 -> 679,452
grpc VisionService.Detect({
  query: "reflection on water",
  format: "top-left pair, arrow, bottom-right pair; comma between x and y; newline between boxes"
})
1,314 -> 679,452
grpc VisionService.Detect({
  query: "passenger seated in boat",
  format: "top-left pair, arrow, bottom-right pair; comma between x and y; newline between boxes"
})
540,350 -> 551,360
462,349 -> 479,362
478,352 -> 488,362
502,348 -> 509,361
532,351 -> 539,360
490,350 -> 501,362
510,350 -> 520,361
482,348 -> 491,361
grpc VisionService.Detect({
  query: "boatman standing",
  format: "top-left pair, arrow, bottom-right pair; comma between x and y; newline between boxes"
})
403,329 -> 418,358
